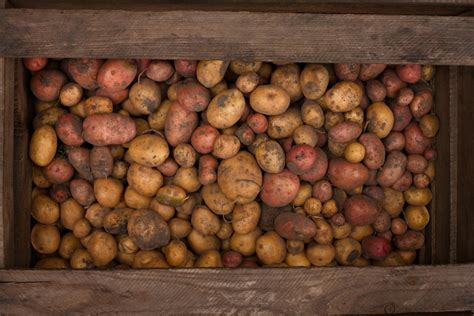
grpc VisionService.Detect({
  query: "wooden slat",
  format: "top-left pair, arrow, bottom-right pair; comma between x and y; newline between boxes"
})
456,66 -> 474,263
0,265 -> 473,314
0,10 -> 473,65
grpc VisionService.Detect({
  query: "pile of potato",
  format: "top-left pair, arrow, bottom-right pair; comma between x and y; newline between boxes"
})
26,57 -> 438,269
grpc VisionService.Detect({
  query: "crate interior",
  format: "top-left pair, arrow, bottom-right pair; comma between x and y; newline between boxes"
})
6,59 -> 473,269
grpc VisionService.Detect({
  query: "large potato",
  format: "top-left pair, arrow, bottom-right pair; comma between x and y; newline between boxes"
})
260,169 -> 300,207
128,134 -> 169,167
366,102 -> 394,138
83,113 -> 136,146
320,81 -> 363,113
30,69 -> 67,102
300,64 -> 329,100
207,89 -> 246,129
128,209 -> 170,250
328,158 -> 369,191
249,85 -> 290,115
29,125 -> 57,167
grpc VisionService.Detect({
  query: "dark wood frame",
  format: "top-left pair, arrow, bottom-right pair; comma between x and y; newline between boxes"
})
0,2 -> 473,314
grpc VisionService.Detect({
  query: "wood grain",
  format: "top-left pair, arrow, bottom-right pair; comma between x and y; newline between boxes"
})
0,10 -> 473,65
0,265 -> 473,314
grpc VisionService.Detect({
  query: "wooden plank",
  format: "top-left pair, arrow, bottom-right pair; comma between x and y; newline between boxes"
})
456,66 -> 474,263
0,10 -> 473,65
449,66 -> 459,264
0,58 -> 15,268
0,265 -> 472,314
13,59 -> 31,268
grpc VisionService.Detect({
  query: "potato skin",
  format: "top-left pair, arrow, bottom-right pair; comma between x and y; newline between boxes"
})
260,169 -> 300,208
410,89 -> 433,120
127,163 -> 163,197
129,78 -> 161,115
67,147 -> 93,181
300,64 -> 329,100
383,132 -> 406,152
396,64 -> 421,84
44,158 -> 74,184
249,85 -> 291,115
329,121 -> 362,143
68,58 -> 103,90
97,59 -> 137,91
255,140 -> 285,174
103,208 -> 133,235
271,64 -> 302,102
344,195 -> 380,226
176,79 -> 210,112
128,134 -> 170,167
83,113 -> 136,146
94,178 -> 124,208
174,59 -> 197,78
328,158 -> 369,191
70,179 -> 95,206
274,212 -> 316,241
87,231 -> 118,266
306,243 -> 335,267
23,57 -> 48,72
165,101 -> 199,147
359,133 -> 385,170
321,81 -> 363,113
359,64 -> 386,81
201,183 -> 235,215
377,151 -> 408,187
30,69 -> 67,101
29,125 -> 57,167
128,209 -> 171,250
232,202 -> 261,235
366,102 -> 394,138
299,148 -> 329,183
207,89 -> 246,129
197,60 -> 230,88
55,114 -> 84,146
31,223 -> 61,254
90,146 -> 113,179
404,187 -> 432,206
366,80 -> 386,102
404,122 -> 433,155
381,69 -> 406,98
256,231 -> 286,265
394,230 -> 425,250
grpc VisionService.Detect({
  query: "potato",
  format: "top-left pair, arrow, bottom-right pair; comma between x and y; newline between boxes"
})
394,230 -> 425,251
414,174 -> 430,189
405,205 -> 430,231
373,210 -> 392,233
127,209 -> 170,250
298,147 -> 329,183
70,249 -> 95,269
230,60 -> 261,75
274,212 -> 316,241
197,60 -> 230,88
33,106 -> 68,130
83,113 -> 136,146
334,238 -> 362,265
60,198 -> 84,230
157,157 -> 179,177
419,114 -> 439,138
229,228 -> 261,256
406,155 -> 428,175
343,194 -> 380,226
72,218 -> 91,239
191,205 -> 221,235
132,250 -> 169,268
67,147 -> 92,181
313,218 -> 333,245
90,146 -> 113,179
35,257 -> 69,269
320,81 -> 363,113
301,99 -> 324,129
286,144 -> 318,175
302,197 -> 321,216
389,104 -> 412,133
211,134 -> 240,159
410,89 -> 433,120
382,187 -> 404,217
235,71 -> 259,94
230,201 -> 260,235
195,250 -> 223,268
173,59 -> 197,78
205,89 -> 246,129
43,159 -> 73,185
404,122 -> 433,155
128,134 -> 169,167
310,180 -> 331,204
349,225 -> 373,242
127,163 -> 163,197
155,184 -> 186,207
201,183 -> 235,215
163,240 -> 188,267
101,208 -> 131,235
111,160 -> 129,179
361,236 -> 391,260
377,151 -> 407,187
390,218 -> 407,236
85,203 -> 109,228
69,179 -> 95,206
197,155 -> 217,186
292,125 -> 317,147
329,121 -> 362,143
249,84 -> 293,116
366,102 -> 394,139
300,64 -> 329,100
94,178 -> 124,208
383,132 -> 406,153
31,223 -> 61,254
83,96 -> 113,117
381,69 -> 406,98
322,199 -> 338,218
395,87 -> 415,107
366,80 -> 386,102
169,218 -> 192,239
146,60 -> 174,82
67,58 -> 103,90
359,64 -> 386,81
165,101 -> 198,147
188,229 -> 220,255
256,231 -> 286,265
97,59 -> 137,91
29,125 -> 57,167
58,83 -> 83,107
260,169 -> 299,207
31,194 -> 60,225
149,199 -> 174,222
124,187 -> 152,209
217,151 -> 262,204
334,63 -> 360,81
344,142 -> 365,163
23,57 -> 48,71
292,182 -> 312,207
328,158 -> 369,191
148,99 -> 171,131
267,106 -> 303,139
127,78 -> 161,115
404,187 -> 432,206
305,243 -> 335,267
30,69 -> 67,101
57,233 -> 81,260
171,144 -> 195,168
189,125 -> 219,155
54,113 -> 84,146
396,64 -> 421,84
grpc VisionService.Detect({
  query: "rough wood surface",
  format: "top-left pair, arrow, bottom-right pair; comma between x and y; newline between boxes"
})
0,265 -> 473,314
0,10 -> 473,65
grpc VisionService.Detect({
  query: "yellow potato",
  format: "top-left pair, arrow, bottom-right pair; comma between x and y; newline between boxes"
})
301,99 -> 325,129
300,64 -> 329,100
230,60 -> 262,75
382,187 -> 405,217
232,201 -> 261,234
313,218 -> 333,245
191,206 -> 221,235
366,102 -> 394,138
173,167 -> 201,193
148,99 -> 171,131
344,107 -> 365,127
207,89 -> 246,129
87,231 -> 117,267
344,142 -> 366,163
58,232 -> 82,260
31,223 -> 60,254
70,249 -> 95,269
31,194 -> 59,224
127,163 -> 163,197
255,231 -> 286,265
249,84 -> 290,115
164,239 -> 188,267
35,257 -> 69,269
267,106 -> 303,139
321,81 -> 363,113
404,187 -> 432,206
29,125 -> 57,167
334,238 -> 362,265
94,178 -> 124,208
230,228 -> 262,256
304,197 -> 322,216
187,229 -> 220,255
197,60 -> 230,88
195,250 -> 223,268
59,83 -> 83,107
128,134 -> 170,167
255,140 -> 285,174
349,225 -> 374,242
124,187 -> 152,209
271,63 -> 302,102
405,205 -> 430,230
60,198 -> 84,230
292,182 -> 312,207
84,96 -> 113,116
306,243 -> 335,267
285,251 -> 311,267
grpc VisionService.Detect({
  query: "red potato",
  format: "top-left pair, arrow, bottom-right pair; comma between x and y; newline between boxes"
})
424,148 -> 437,161
174,60 -> 198,78
95,87 -> 129,105
97,59 -> 137,91
136,59 -> 151,74
55,114 -> 84,146
390,101 -> 413,132
359,64 -> 386,81
407,154 -> 428,174
363,186 -> 385,202
286,144 -> 317,175
280,137 -> 293,153
381,69 -> 407,98
44,159 -> 74,184
391,170 -> 413,192
260,169 -> 300,207
312,180 -> 333,203
247,113 -> 268,134
315,129 -> 328,147
23,58 -> 48,72
365,169 -> 378,186
395,87 -> 414,106
68,58 -> 103,90
362,236 -> 392,260
404,122 -> 434,154
396,64 -> 421,84
343,194 -> 380,226
274,212 -> 317,241
328,158 -> 369,191
391,218 -> 408,235
334,64 -> 360,81
176,79 -> 211,112
235,124 -> 255,146
377,151 -> 408,187
414,174 -> 430,189
30,69 -> 67,101
157,158 -> 179,177
49,183 -> 70,203
70,179 -> 95,206
366,80 -> 387,102
90,146 -> 113,179
394,230 -> 425,251
165,101 -> 199,147
191,124 -> 220,154
328,121 -> 362,143
359,133 -> 386,170
299,147 -> 328,183
410,89 -> 433,120
199,155 -> 218,185
222,251 -> 243,268
67,147 -> 93,181
83,113 -> 137,146
146,60 -> 174,82
383,132 -> 405,152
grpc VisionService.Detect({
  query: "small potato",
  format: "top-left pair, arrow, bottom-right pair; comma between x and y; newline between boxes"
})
300,64 -> 329,100
67,58 -> 103,90
397,250 -> 417,265
124,187 -> 152,209
31,194 -> 60,225
212,134 -> 240,159
195,250 -> 223,268
311,180 -> 332,203
270,64 -> 302,102
328,158 -> 369,191
129,78 -> 161,115
31,223 -> 61,254
284,252 -> 310,267
55,113 -> 84,146
361,236 -> 392,260
70,249 -> 95,269
292,125 -> 317,147
60,198 -> 84,230
85,203 -> 109,228
58,232 -> 82,260
59,83 -> 83,107
230,60 -> 262,75
329,121 -> 362,144
414,174 -> 431,189
83,113 -> 136,146
232,202 -> 261,235
97,59 -> 137,91
216,221 -> 234,240
404,187 -> 432,206
149,199 -> 175,221
344,107 -> 364,128
382,187 -> 405,217
33,107 -> 68,129
343,142 -> 365,163
410,89 -> 433,120
422,65 -> 436,81
132,250 -> 169,268
236,72 -> 260,94
198,155 -> 218,185
67,147 -> 93,181
29,125 -> 57,167
191,124 -> 219,154
419,114 -> 440,138
169,218 -> 192,239
394,230 -> 425,251
256,231 -> 286,265
127,163 -> 163,197
383,132 -> 406,152
306,243 -> 335,267
102,208 -> 132,235
334,238 -> 362,265
164,240 -> 188,267
331,222 -> 352,239
35,257 -> 69,269
366,80 -> 386,102
349,225 -> 373,242
188,229 -> 220,255
90,146 -> 114,179
396,64 -> 421,84
83,96 -> 113,116
407,154 -> 428,174
377,151 -> 408,187
156,184 -> 187,207
359,64 -> 386,81
334,63 -> 360,81
111,161 -> 129,179
274,212 -> 316,241
391,218 -> 408,235
157,157 -> 179,177
174,59 -> 197,78
146,60 -> 174,82
30,69 -> 67,101
70,179 -> 95,206
128,134 -> 169,167
197,60 -> 230,88
72,218 -> 91,239
267,106 -> 303,139
49,183 -> 70,204
391,170 -> 413,191
301,99 -> 324,129
172,144 -> 196,168
128,209 -> 170,250
94,178 -> 124,208
23,57 -> 48,71
405,205 -> 430,230
201,183 -> 235,215
191,206 -> 221,235
165,101 -> 199,146
395,87 -> 415,106
43,158 -> 73,185
304,197 -> 322,216
373,211 -> 392,233
366,102 -> 394,139
286,239 -> 305,254
254,140 -> 285,174
148,99 -> 171,131
32,167 -> 51,189
292,182 -> 312,207
173,167 -> 201,193
321,81 -> 363,113
321,199 -> 338,218
313,218 -> 333,245
390,102 -> 413,133
381,69 -> 406,98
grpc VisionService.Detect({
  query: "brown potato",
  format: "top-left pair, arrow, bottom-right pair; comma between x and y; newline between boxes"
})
94,178 -> 124,208
349,225 -> 373,242
128,209 -> 170,250
169,218 -> 192,239
124,187 -> 152,209
292,182 -> 312,207
70,249 -> 95,269
285,251 -> 311,267
111,160 -> 129,179
306,243 -> 335,267
197,60 -> 230,88
164,240 -> 188,267
404,187 -> 432,206
256,231 -> 286,265
195,250 -> 223,268
148,99 -> 171,131
72,218 -> 92,239
254,140 -> 285,174
405,205 -> 430,231
173,143 -> 196,168
212,134 -> 240,159
191,205 -> 221,235
382,187 -> 405,217
128,134 -> 170,167
35,257 -> 69,269
29,125 -> 57,167
322,199 -> 339,218
157,157 -> 179,177
164,101 -> 198,147
58,232 -> 82,260
267,106 -> 303,139
102,208 -> 132,235
394,230 -> 425,251
300,64 -> 329,100
334,238 -> 362,265
419,114 -> 440,138
32,194 -> 60,225
313,218 -> 333,245
304,197 -> 322,216
201,183 -> 235,215
321,81 -> 363,113
366,102 -> 394,139
207,88 -> 246,129
60,198 -> 84,230
127,163 -> 163,197
31,223 -> 61,254
129,78 -> 161,115
33,106 -> 68,130
301,99 -> 324,129
188,229 -> 221,255
84,96 -> 113,116
132,250 -> 169,268
230,228 -> 262,256
85,203 -> 109,228
230,60 -> 262,75
156,184 -> 187,207
232,202 -> 261,235
249,84 -> 290,116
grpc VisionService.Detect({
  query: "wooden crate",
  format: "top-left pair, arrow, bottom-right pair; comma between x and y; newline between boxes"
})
0,1 -> 473,314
